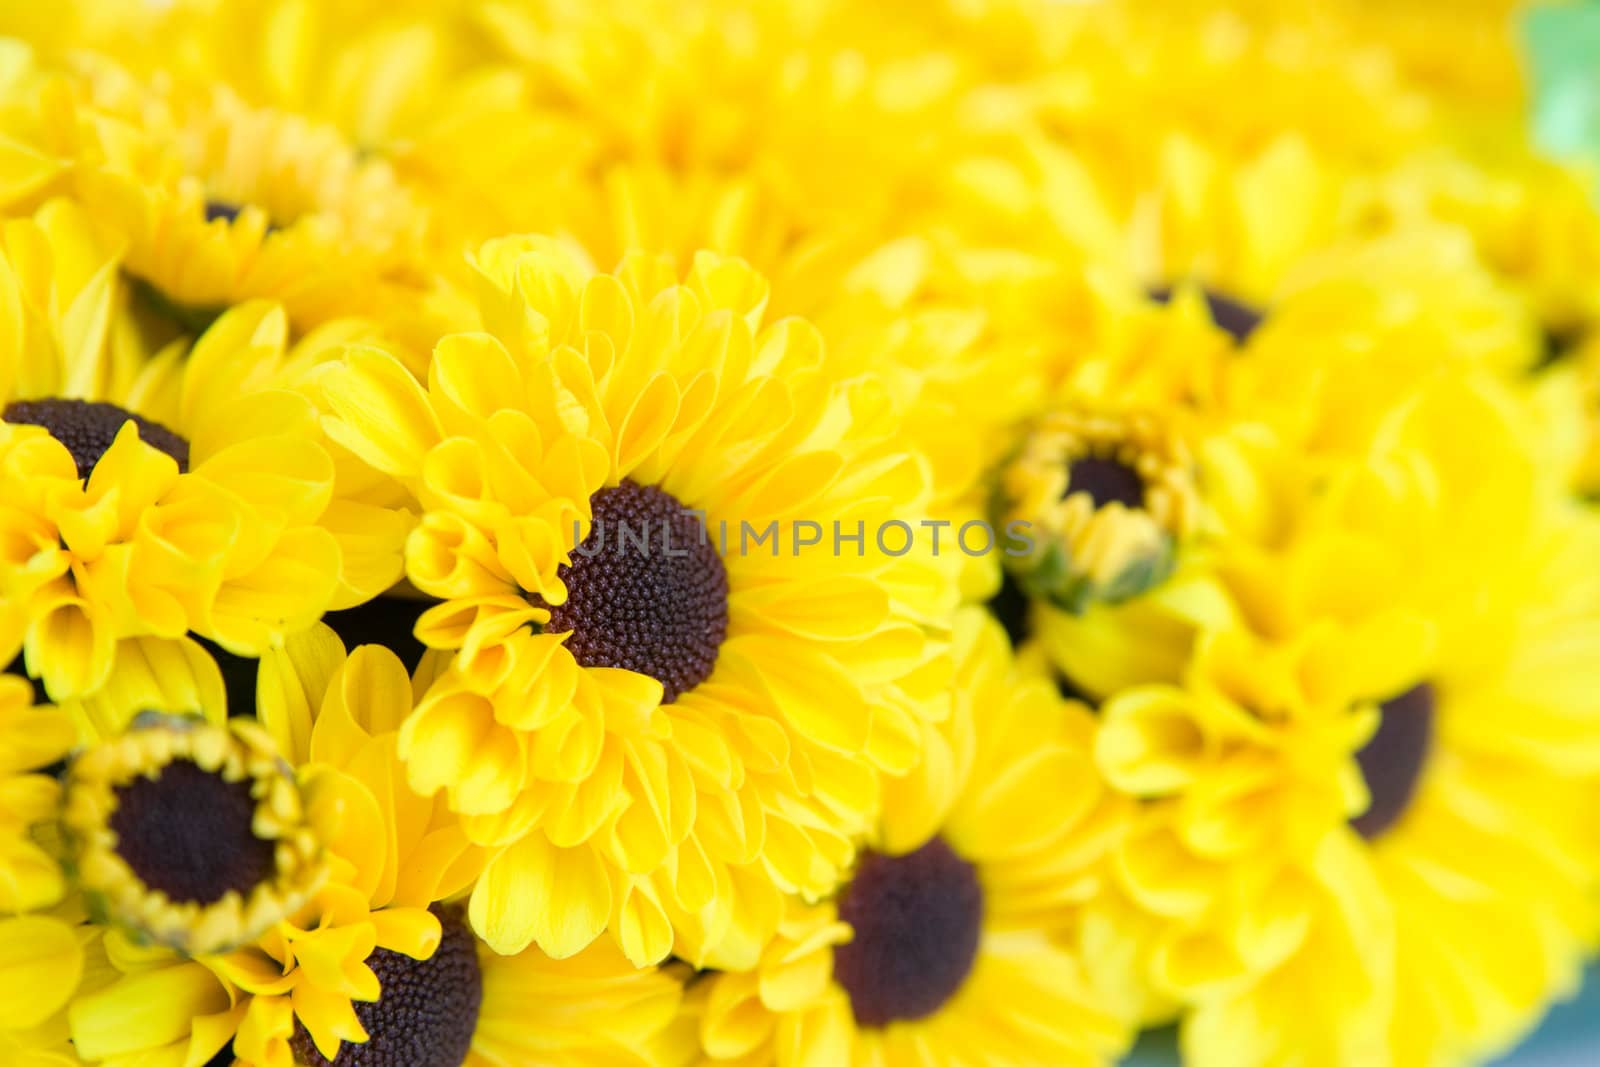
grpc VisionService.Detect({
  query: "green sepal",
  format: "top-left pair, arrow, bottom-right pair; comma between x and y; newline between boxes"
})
1008,533 -> 1178,616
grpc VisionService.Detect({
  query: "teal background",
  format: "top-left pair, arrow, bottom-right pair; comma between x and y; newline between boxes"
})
1518,11 -> 1600,1064
1527,3 -> 1600,169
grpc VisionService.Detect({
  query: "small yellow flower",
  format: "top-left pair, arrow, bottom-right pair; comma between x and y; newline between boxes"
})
1011,224 -> 1544,708
996,406 -> 1200,614
56,625 -> 687,1067
60,712 -> 325,956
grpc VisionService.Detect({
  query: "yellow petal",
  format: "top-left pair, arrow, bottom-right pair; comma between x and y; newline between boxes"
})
331,644 -> 415,738
1096,687 -> 1212,795
321,501 -> 411,609
25,597 -> 113,700
290,981 -> 369,1060
317,346 -> 443,478
258,622 -> 346,762
302,768 -> 387,901
290,923 -> 379,999
469,835 -> 611,958
0,916 -> 81,1031
428,332 -> 524,422
614,879 -> 674,967
720,638 -> 868,754
399,688 -> 496,800
948,744 -> 1096,861
700,973 -> 772,1060
69,960 -> 228,1060
369,907 -> 442,961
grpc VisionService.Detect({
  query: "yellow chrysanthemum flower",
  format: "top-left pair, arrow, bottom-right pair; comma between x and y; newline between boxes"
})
686,608 -> 1132,1067
1001,0 -> 1597,348
1089,373 -> 1600,1067
944,0 -> 1593,377
0,197 -> 408,702
995,406 -> 1201,614
978,285 -> 1243,681
0,45 -> 442,338
457,0 -> 967,251
1126,133 -> 1354,309
428,0 -> 1054,530
45,673 -> 412,1067
38,627 -> 689,1067
1017,227 -> 1539,700
1019,221 -> 1549,694
59,712 -> 326,957
974,276 -> 1241,644
314,239 -> 957,968
1370,144 -> 1600,341
936,12 -> 1422,305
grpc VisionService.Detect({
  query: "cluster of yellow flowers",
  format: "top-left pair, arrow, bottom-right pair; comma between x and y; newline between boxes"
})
2,2 -> 1598,1066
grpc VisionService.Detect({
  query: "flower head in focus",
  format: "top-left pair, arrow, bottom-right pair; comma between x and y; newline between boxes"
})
315,238 -> 958,968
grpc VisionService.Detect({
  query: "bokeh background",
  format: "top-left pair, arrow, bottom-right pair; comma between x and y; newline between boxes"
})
1123,965 -> 1600,1065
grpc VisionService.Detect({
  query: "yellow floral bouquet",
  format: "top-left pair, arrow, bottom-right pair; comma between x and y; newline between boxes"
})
2,2 -> 1598,1066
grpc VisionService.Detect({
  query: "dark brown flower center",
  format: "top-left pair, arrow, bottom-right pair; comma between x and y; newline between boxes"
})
1065,454 -> 1146,510
1542,326 -> 1583,366
205,201 -> 243,224
291,906 -> 482,1067
1351,683 -> 1436,840
833,837 -> 983,1027
109,759 -> 276,905
3,398 -> 190,478
1149,285 -> 1263,345
537,480 -> 728,703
